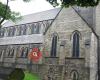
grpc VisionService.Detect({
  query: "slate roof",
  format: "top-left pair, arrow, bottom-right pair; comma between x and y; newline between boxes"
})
73,6 -> 94,28
2,8 -> 61,27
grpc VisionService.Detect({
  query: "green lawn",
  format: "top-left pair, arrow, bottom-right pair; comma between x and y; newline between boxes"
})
24,71 -> 40,80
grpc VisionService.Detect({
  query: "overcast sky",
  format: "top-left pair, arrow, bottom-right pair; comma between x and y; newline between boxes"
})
0,0 -> 54,15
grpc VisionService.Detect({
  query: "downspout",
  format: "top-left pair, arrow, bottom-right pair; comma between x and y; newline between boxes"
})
97,37 -> 100,80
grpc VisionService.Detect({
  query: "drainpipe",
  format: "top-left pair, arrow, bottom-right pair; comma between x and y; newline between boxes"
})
97,37 -> 100,80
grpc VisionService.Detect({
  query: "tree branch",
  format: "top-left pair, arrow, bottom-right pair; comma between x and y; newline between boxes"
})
0,0 -> 9,26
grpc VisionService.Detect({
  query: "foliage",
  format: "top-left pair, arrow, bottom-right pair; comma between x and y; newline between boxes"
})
24,71 -> 40,80
0,1 -> 21,26
7,68 -> 25,80
0,0 -> 31,26
46,0 -> 100,7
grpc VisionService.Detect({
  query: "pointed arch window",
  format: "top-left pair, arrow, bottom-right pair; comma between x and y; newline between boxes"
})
8,27 -> 15,37
51,33 -> 58,57
0,28 -> 5,37
20,47 -> 29,58
20,25 -> 27,35
31,23 -> 35,34
7,48 -> 10,57
7,48 -> 14,57
0,49 -> 5,58
17,26 -> 21,36
0,51 -> 2,58
24,47 -> 29,57
21,47 -> 24,57
72,31 -> 80,58
71,70 -> 79,80
10,48 -> 14,57
31,23 -> 40,34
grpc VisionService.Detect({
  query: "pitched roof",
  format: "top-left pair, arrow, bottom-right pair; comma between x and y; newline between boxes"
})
73,6 -> 94,28
2,8 -> 61,27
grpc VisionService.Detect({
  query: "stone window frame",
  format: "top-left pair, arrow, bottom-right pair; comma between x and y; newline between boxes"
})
20,47 -> 29,58
16,24 -> 27,36
71,30 -> 81,58
0,49 -> 5,59
70,70 -> 79,80
7,27 -> 15,37
35,22 -> 40,34
20,47 -> 25,58
20,24 -> 27,35
50,32 -> 59,57
16,26 -> 21,36
7,28 -> 11,37
30,22 -> 40,34
11,27 -> 15,36
24,47 -> 29,57
0,28 -> 5,38
0,50 -> 4,58
7,48 -> 15,58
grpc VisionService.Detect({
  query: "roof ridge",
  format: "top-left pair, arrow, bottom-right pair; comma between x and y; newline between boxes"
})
22,7 -> 61,17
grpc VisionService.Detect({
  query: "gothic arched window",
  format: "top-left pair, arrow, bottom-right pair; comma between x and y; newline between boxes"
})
0,50 -> 3,58
71,70 -> 79,80
21,47 -> 24,57
12,27 -> 15,36
8,27 -> 15,37
17,26 -> 21,36
51,33 -> 58,57
31,23 -> 40,34
24,47 -> 29,57
10,48 -> 14,57
7,48 -> 11,57
7,48 -> 14,57
21,25 -> 27,35
20,47 -> 29,58
0,49 -> 5,58
72,31 -> 80,58
0,28 -> 5,37
31,23 -> 35,34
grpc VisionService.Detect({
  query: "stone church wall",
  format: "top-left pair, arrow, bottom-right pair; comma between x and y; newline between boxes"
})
0,7 -> 98,80
90,33 -> 98,80
44,7 -> 95,80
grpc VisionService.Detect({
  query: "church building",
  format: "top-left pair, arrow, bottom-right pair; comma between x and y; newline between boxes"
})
0,5 -> 99,80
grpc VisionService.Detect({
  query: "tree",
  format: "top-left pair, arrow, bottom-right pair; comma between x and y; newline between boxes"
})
0,1 -> 21,27
7,68 -> 25,80
0,0 -> 31,27
47,0 -> 100,7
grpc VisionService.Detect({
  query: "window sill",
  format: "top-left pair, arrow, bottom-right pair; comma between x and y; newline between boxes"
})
65,57 -> 84,59
4,57 -> 14,58
45,57 -> 59,58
